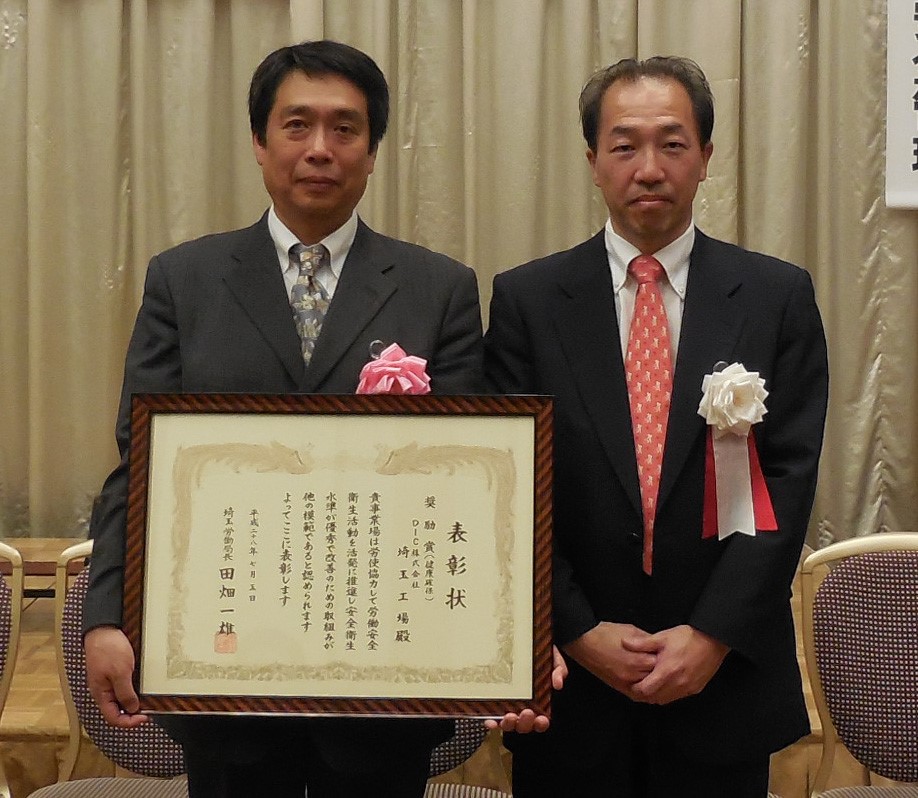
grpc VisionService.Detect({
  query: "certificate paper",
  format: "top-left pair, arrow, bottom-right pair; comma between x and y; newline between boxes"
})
123,393 -> 552,718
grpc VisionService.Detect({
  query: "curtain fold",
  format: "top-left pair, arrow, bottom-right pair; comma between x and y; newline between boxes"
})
808,0 -> 918,543
0,0 -> 915,542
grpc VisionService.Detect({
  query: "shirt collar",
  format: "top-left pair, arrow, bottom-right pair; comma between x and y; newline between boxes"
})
605,220 -> 695,299
267,206 -> 358,279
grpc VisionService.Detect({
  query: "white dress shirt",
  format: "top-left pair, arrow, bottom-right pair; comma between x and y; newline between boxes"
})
604,219 -> 695,362
267,206 -> 358,302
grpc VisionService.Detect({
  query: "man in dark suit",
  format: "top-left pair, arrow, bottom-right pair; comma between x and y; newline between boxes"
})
484,57 -> 828,797
83,40 -> 482,798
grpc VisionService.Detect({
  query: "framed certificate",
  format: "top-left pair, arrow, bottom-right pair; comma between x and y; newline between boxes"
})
123,393 -> 552,718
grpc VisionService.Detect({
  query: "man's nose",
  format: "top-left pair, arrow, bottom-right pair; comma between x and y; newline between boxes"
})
635,148 -> 664,184
305,127 -> 332,160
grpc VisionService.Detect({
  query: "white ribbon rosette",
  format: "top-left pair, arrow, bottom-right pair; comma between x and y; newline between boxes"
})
697,363 -> 777,540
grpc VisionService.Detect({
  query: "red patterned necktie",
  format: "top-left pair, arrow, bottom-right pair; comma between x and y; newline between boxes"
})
625,255 -> 673,576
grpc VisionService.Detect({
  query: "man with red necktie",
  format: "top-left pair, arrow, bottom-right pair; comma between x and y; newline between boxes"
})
484,56 -> 828,797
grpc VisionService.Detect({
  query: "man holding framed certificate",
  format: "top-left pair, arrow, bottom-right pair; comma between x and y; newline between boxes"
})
84,39 -> 484,798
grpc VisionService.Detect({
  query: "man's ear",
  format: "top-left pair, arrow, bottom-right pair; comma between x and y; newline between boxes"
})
367,144 -> 378,175
586,148 -> 601,187
699,141 -> 714,181
252,132 -> 266,166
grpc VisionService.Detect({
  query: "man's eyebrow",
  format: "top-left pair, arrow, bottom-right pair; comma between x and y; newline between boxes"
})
279,104 -> 364,122
608,122 -> 690,136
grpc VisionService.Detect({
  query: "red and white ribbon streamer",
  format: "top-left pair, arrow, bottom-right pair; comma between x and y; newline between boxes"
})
703,430 -> 777,540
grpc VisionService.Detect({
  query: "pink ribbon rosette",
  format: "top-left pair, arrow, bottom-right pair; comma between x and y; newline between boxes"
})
356,342 -> 431,395
697,362 -> 777,540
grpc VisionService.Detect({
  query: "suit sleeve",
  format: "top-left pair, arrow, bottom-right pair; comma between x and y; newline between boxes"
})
688,267 -> 828,663
485,272 -> 600,644
428,265 -> 485,394
83,255 -> 184,633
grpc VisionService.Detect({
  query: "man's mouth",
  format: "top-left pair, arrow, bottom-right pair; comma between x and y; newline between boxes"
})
631,194 -> 669,206
300,176 -> 338,187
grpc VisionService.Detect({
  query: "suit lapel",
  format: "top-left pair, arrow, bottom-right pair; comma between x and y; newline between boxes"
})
302,220 -> 396,392
553,232 -> 643,517
657,230 -> 746,510
223,215 -> 306,386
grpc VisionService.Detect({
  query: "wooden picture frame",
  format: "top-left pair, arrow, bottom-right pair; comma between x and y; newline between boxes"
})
123,393 -> 552,719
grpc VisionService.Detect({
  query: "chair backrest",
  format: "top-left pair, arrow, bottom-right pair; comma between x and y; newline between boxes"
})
0,541 -> 23,708
426,720 -> 513,796
28,776 -> 188,798
56,540 -> 186,780
428,718 -> 488,779
0,541 -> 23,798
424,786 -> 510,798
801,532 -> 918,795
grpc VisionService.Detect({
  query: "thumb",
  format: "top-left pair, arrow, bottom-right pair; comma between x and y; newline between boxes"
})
112,675 -> 142,714
622,634 -> 661,653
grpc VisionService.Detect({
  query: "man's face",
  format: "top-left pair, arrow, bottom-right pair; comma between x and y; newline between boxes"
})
587,76 -> 713,254
253,70 -> 377,243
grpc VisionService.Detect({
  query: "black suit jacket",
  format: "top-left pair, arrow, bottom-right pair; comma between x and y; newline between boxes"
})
484,228 -> 828,763
85,213 -> 483,770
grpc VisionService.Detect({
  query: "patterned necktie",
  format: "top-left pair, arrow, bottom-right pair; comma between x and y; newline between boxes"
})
625,255 -> 673,576
289,243 -> 331,366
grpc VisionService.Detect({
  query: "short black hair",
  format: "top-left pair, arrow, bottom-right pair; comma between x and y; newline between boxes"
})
249,39 -> 389,152
579,56 -> 714,151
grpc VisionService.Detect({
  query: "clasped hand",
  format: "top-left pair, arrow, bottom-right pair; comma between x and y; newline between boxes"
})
565,621 -> 729,705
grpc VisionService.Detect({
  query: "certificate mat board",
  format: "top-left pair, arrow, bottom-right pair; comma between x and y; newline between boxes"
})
123,393 -> 552,718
